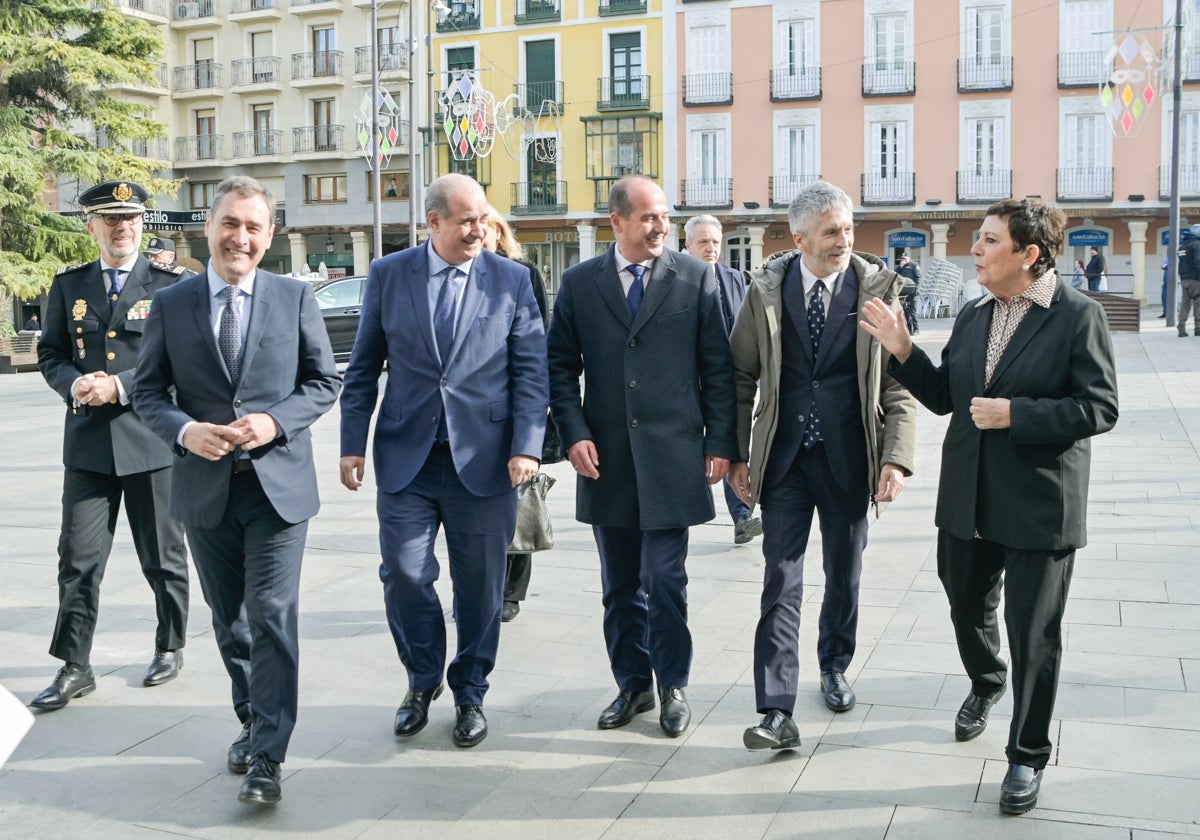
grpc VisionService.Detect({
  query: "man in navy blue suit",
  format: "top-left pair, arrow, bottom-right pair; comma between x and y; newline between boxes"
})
134,175 -> 342,804
339,173 -> 548,748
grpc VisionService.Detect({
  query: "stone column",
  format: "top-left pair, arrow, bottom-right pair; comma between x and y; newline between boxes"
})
174,234 -> 192,260
667,222 -> 680,251
1127,220 -> 1148,306
351,230 -> 370,275
288,233 -> 307,277
745,225 -> 766,270
930,223 -> 950,263
576,223 -> 596,262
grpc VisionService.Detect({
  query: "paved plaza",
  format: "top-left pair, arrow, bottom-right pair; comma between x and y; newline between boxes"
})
1,311 -> 1198,838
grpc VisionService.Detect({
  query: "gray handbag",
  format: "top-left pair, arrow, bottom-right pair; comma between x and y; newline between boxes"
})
509,472 -> 555,552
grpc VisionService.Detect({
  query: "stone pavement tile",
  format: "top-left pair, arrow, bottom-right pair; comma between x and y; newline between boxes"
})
761,794 -> 894,839
864,639 -> 967,676
1182,659 -> 1200,691
1053,682 -> 1126,724
884,804 -> 1130,839
844,668 -> 947,711
1066,626 -> 1200,660
1065,598 -> 1123,625
791,743 -> 983,811
1167,580 -> 1200,604
1059,651 -> 1186,691
1116,543 -> 1200,564
1121,602 -> 1200,630
1068,577 -> 1168,603
1123,686 -> 1200,730
1059,720 -> 1200,778
821,702 -> 1017,763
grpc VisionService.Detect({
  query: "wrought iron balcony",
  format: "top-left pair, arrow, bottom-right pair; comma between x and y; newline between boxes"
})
861,172 -> 915,205
117,0 -> 168,17
1058,51 -> 1110,87
173,63 -> 222,92
683,72 -> 732,106
957,56 -> 1013,92
173,0 -> 215,21
231,57 -> 281,86
233,130 -> 283,157
957,169 -> 1012,203
293,125 -> 344,153
230,0 -> 280,11
1187,52 -> 1200,83
770,66 -> 821,101
175,134 -> 223,161
355,44 -> 409,75
597,75 -> 650,111
129,137 -> 170,159
1057,167 -> 1113,201
514,0 -> 560,24
679,178 -> 733,209
436,2 -> 480,32
862,61 -> 915,96
292,51 -> 343,80
510,181 -> 567,215
598,0 -> 645,15
769,174 -> 820,208
514,80 -> 564,114
1159,165 -> 1200,199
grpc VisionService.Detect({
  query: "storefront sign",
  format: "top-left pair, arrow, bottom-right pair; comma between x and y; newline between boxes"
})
888,231 -> 928,249
544,231 -> 579,243
1068,229 -> 1109,246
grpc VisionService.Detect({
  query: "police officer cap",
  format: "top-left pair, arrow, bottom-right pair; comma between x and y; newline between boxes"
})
80,180 -> 149,216
146,236 -> 175,254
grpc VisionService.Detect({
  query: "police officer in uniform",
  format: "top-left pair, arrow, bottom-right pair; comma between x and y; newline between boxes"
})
32,181 -> 193,711
145,236 -> 179,270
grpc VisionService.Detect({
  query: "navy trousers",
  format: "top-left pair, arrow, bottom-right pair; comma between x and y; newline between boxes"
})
754,444 -> 868,714
593,525 -> 691,692
377,445 -> 516,706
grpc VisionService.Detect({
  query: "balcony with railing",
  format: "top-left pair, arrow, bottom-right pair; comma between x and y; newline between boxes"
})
293,124 -> 344,153
597,75 -> 650,111
957,169 -> 1012,203
229,0 -> 282,17
231,57 -> 282,88
861,171 -> 915,205
175,134 -> 223,162
116,0 -> 169,21
598,0 -> 645,15
290,0 -> 344,14
1187,50 -> 1200,83
292,51 -> 343,83
1058,51 -> 1109,87
514,81 -> 564,114
172,0 -> 217,24
680,178 -> 733,209
436,2 -> 480,32
683,72 -> 732,106
173,62 -> 222,94
510,180 -> 567,214
1159,165 -> 1200,199
769,174 -> 820,207
862,61 -> 915,96
1057,167 -> 1113,201
76,130 -> 170,161
233,130 -> 283,158
109,61 -> 170,93
957,56 -> 1013,91
514,0 -> 559,24
770,66 -> 821,101
354,44 -> 409,76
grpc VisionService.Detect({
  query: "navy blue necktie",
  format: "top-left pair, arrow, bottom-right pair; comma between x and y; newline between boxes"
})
106,269 -> 123,314
626,264 -> 645,316
433,267 -> 461,365
802,280 -> 826,449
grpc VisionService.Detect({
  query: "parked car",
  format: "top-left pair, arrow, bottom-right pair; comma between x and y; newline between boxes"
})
312,275 -> 365,362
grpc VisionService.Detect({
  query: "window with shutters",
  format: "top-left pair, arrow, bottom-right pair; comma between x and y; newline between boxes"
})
1058,0 -> 1110,86
864,12 -> 914,94
957,102 -> 1011,202
772,17 -> 819,100
605,32 -> 646,108
1058,105 -> 1112,199
684,117 -> 731,208
863,108 -> 914,204
684,22 -> 731,105
771,121 -> 818,206
960,4 -> 1011,90
522,39 -> 561,113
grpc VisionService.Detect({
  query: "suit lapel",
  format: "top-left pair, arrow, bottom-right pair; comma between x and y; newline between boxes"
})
238,270 -> 273,385
189,272 -> 226,378
781,261 -> 814,365
405,248 -> 440,363
596,251 -> 633,329
817,267 -> 857,367
967,301 -> 991,395
986,298 -> 1057,393
630,251 -> 675,333
446,256 -> 488,367
83,265 -> 111,325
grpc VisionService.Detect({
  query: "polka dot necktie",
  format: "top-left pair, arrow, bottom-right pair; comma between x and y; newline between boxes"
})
802,280 -> 826,449
626,264 -> 645,316
219,285 -> 242,384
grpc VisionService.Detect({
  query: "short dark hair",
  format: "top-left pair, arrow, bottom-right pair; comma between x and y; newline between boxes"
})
212,175 -> 276,218
609,175 -> 658,219
986,198 -> 1066,277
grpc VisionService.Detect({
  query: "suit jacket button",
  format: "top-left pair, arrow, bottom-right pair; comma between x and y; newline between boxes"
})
441,378 -> 448,387
798,414 -> 805,423
628,380 -> 637,388
107,330 -> 117,338
630,419 -> 639,428
234,399 -> 243,408
812,380 -> 819,388
106,351 -> 116,360
628,339 -> 636,347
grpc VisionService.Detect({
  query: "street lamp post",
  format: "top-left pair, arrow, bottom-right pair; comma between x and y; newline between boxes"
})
369,0 -> 383,261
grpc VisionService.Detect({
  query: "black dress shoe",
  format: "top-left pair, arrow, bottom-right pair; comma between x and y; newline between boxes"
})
658,687 -> 690,737
743,710 -> 801,751
143,649 -> 182,687
501,601 -> 520,622
30,663 -> 95,711
819,671 -> 856,712
999,763 -> 1041,814
394,683 -> 444,736
954,685 -> 1006,742
452,704 -> 488,747
228,722 -> 253,774
597,689 -> 655,730
237,753 -> 282,805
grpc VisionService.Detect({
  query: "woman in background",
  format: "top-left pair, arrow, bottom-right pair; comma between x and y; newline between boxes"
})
1071,258 -> 1086,290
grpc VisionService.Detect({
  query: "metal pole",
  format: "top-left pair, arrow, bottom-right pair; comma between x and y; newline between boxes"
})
427,2 -> 436,194
370,0 -> 383,263
407,0 -> 418,248
1166,0 -> 1183,328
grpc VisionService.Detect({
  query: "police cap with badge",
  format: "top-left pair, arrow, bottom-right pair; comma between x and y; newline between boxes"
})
80,180 -> 149,216
146,236 -> 174,254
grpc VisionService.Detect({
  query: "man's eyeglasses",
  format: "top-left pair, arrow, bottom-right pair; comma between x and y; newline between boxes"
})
94,213 -> 143,227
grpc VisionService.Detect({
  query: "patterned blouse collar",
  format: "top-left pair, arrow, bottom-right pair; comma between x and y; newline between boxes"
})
975,268 -> 1057,309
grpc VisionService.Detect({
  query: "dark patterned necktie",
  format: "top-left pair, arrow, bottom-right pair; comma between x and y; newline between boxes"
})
106,269 -> 123,314
433,266 -> 461,364
219,285 -> 242,383
626,264 -> 645,316
802,280 -> 826,449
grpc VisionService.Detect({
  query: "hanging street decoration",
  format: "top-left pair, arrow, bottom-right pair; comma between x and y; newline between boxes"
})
1099,32 -> 1165,137
438,69 -> 563,164
355,89 -> 403,167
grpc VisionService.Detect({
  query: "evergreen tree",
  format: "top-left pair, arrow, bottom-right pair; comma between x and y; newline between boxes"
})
0,0 -> 173,327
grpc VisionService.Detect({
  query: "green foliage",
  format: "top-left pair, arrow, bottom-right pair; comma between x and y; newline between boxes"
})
0,0 -> 176,301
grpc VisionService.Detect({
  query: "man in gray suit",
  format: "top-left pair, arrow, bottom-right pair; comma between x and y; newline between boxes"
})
133,176 -> 341,805
548,175 -> 737,738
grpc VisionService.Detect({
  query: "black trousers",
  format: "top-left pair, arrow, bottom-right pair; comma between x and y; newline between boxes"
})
504,552 -> 531,602
937,531 -> 1074,770
50,466 -> 188,665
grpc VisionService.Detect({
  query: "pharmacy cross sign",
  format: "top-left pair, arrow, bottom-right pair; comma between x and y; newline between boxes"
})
356,89 -> 403,167
1099,32 -> 1165,137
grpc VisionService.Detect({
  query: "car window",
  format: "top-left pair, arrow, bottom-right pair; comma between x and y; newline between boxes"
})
315,277 -> 362,309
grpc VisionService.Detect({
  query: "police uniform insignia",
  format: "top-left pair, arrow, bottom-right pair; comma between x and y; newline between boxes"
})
112,182 -> 134,203
126,299 -> 153,320
171,265 -> 187,275
72,299 -> 88,321
76,338 -> 86,359
57,262 -> 89,275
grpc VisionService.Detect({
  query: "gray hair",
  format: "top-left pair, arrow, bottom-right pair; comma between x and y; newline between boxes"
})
608,174 -> 658,219
684,214 -> 722,241
212,175 -> 276,218
787,181 -> 853,236
425,172 -> 483,217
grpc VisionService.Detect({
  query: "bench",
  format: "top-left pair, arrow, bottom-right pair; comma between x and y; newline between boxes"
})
0,333 -> 40,374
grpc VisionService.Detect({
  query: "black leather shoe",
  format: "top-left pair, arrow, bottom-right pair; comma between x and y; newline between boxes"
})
999,763 -> 1041,814
30,663 -> 95,711
954,685 -> 1006,742
237,753 -> 282,805
452,704 -> 487,747
228,722 -> 253,774
143,649 -> 182,687
658,687 -> 690,737
597,689 -> 655,730
501,601 -> 520,622
743,710 -> 801,751
819,671 -> 856,712
394,683 -> 444,736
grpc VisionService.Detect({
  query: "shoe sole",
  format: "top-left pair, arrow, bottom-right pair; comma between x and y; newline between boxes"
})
999,793 -> 1038,815
394,684 -> 445,737
824,697 -> 855,713
734,520 -> 763,545
30,680 -> 96,711
597,697 -> 656,729
238,790 -> 281,805
143,670 -> 180,687
453,729 -> 488,748
743,729 -> 801,751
